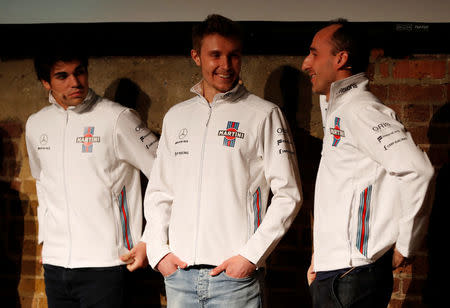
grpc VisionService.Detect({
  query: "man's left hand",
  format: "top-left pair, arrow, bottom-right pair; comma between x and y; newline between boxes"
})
209,255 -> 256,278
120,241 -> 148,272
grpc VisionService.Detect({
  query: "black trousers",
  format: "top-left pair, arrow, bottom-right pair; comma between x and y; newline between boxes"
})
43,264 -> 126,308
310,251 -> 394,308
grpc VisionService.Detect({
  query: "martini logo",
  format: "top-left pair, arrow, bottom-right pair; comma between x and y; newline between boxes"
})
76,127 -> 100,153
218,121 -> 245,147
330,117 -> 345,147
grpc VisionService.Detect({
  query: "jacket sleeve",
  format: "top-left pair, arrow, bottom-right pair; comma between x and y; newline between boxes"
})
347,101 -> 434,257
239,107 -> 303,267
140,116 -> 173,268
114,109 -> 158,179
25,117 -> 46,244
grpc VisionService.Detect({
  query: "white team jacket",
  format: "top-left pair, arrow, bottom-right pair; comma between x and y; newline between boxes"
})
313,73 -> 434,272
143,82 -> 302,268
26,89 -> 158,268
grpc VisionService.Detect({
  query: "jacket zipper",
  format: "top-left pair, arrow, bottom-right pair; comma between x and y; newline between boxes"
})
63,111 -> 73,267
193,103 -> 212,263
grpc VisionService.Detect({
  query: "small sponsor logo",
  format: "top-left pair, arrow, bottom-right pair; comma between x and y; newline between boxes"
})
279,149 -> 295,155
40,134 -> 48,145
331,117 -> 345,147
372,123 -> 391,132
384,137 -> 407,151
76,127 -> 100,153
338,83 -> 357,95
179,128 -> 188,139
135,123 -> 146,132
145,139 -> 158,150
218,121 -> 245,147
175,140 -> 188,145
139,131 -> 153,142
277,139 -> 292,146
276,127 -> 288,134
377,129 -> 401,143
175,151 -> 189,156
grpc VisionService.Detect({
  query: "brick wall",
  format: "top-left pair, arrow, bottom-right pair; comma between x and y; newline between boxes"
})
368,52 -> 448,307
0,53 -> 448,307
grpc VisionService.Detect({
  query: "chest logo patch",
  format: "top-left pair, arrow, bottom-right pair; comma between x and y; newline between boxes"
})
330,117 -> 345,147
76,126 -> 100,153
218,121 -> 245,147
40,134 -> 48,145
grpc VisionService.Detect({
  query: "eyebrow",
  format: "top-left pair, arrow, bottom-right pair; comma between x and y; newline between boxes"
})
309,47 -> 317,52
53,65 -> 85,76
53,71 -> 68,77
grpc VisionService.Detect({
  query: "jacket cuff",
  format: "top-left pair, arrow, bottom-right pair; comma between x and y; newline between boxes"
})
147,245 -> 171,269
238,247 -> 264,268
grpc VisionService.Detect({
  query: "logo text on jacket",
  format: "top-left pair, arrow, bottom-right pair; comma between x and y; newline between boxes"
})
218,121 -> 245,147
76,126 -> 100,153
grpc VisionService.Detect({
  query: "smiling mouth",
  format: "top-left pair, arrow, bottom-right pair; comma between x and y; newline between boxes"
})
215,71 -> 235,80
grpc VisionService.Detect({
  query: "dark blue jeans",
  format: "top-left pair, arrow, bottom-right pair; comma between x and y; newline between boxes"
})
310,252 -> 393,308
43,264 -> 126,308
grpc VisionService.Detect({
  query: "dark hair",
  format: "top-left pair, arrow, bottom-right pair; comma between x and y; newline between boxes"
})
327,18 -> 369,74
192,14 -> 244,51
34,55 -> 88,82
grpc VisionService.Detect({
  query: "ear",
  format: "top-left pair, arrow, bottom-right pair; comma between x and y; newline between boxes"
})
191,49 -> 201,67
41,80 -> 51,91
335,51 -> 349,70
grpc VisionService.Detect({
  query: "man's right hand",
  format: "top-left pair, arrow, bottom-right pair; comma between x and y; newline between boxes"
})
307,262 -> 316,286
156,253 -> 187,277
307,254 -> 316,286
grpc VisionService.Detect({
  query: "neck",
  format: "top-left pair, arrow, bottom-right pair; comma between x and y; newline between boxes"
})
57,102 -> 69,110
203,89 -> 215,104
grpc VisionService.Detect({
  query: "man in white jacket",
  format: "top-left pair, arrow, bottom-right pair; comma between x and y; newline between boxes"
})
141,14 -> 302,307
26,55 -> 158,307
302,20 -> 434,307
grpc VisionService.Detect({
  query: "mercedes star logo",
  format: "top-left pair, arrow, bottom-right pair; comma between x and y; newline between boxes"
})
178,128 -> 188,139
40,134 -> 48,145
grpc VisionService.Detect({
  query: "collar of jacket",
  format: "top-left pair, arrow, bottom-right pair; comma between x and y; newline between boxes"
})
48,88 -> 99,113
326,72 -> 369,115
190,80 -> 247,107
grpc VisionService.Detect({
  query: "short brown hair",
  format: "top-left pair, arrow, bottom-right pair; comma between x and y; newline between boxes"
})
192,14 -> 244,52
34,55 -> 88,82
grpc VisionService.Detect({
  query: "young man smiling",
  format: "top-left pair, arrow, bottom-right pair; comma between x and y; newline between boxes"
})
302,20 -> 434,307
142,15 -> 302,308
25,56 -> 158,307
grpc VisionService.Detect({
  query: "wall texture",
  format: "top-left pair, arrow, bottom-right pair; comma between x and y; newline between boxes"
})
0,52 -> 448,307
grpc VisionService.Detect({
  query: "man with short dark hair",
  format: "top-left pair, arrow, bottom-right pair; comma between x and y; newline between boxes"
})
26,55 -> 158,307
142,14 -> 302,308
302,20 -> 434,307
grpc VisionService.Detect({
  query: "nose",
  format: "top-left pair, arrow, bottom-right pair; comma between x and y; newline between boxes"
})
68,74 -> 81,87
221,55 -> 232,70
301,54 -> 312,72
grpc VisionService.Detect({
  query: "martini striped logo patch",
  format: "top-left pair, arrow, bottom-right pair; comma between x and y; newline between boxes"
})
218,121 -> 245,147
76,126 -> 100,153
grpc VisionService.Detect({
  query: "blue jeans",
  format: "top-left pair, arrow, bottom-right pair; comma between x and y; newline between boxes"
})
310,252 -> 393,308
164,266 -> 264,308
43,264 -> 126,308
